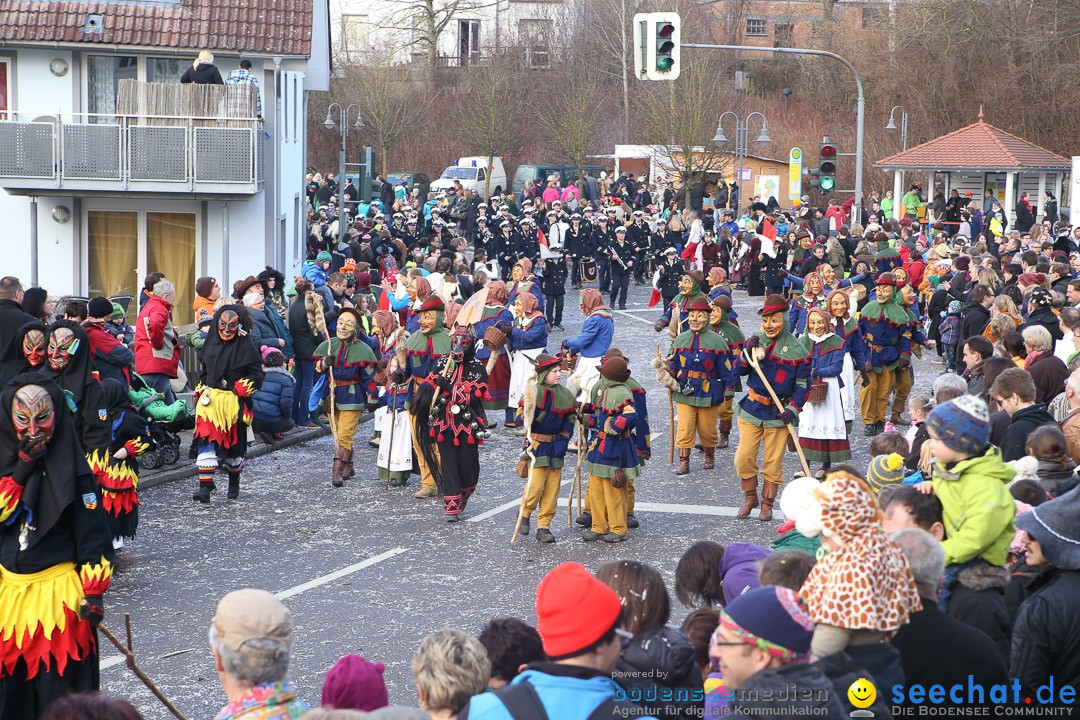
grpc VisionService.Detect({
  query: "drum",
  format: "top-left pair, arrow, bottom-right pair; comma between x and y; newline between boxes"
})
580,257 -> 598,283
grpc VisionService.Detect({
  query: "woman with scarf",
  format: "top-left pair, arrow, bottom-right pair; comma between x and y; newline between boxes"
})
374,309 -> 413,488
787,272 -> 827,335
506,292 -> 548,428
826,290 -> 868,432
0,373 -> 114,716
471,280 -> 514,427
653,270 -> 707,340
706,267 -> 739,324
797,307 -> 851,475
404,276 -> 433,334
191,306 -> 265,503
97,378 -> 150,549
564,289 -> 615,404
508,257 -> 545,314
369,309 -> 408,448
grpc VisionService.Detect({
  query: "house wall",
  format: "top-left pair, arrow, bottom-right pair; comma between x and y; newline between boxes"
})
709,0 -> 884,51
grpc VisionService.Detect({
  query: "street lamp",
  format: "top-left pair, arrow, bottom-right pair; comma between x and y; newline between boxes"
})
711,111 -> 770,213
324,103 -> 363,242
885,105 -> 908,151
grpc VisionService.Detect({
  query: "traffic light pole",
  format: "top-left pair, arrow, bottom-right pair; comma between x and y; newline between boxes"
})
682,43 -> 865,224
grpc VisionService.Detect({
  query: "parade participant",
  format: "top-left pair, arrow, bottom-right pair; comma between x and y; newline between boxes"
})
628,210 -> 651,286
593,214 -> 615,294
506,292 -> 548,426
508,258 -> 545,314
0,320 -> 46,382
404,296 -> 450,499
797,308 -> 851,474
889,283 -> 927,426
0,374 -> 114,717
873,231 -> 903,274
581,356 -> 639,543
788,272 -> 826,335
564,289 -> 615,404
516,354 -> 575,543
413,326 -> 489,521
565,213 -> 593,288
653,270 -> 707,339
653,297 -> 734,475
369,309 -> 408,448
734,294 -> 811,521
472,281 -> 514,427
540,243 -> 569,330
376,356 -> 412,488
191,306 -> 265,503
826,289 -> 868,432
859,272 -> 914,436
404,276 -> 433,334
45,320 -> 111,481
710,295 -> 745,448
98,379 -> 150,549
650,218 -> 678,271
607,225 -> 636,310
515,217 -> 542,266
655,248 -> 684,310
316,308 -> 379,487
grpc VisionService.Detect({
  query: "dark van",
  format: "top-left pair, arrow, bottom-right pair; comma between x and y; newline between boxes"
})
512,164 -> 606,194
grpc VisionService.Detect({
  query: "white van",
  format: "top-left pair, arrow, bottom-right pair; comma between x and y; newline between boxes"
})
428,156 -> 506,199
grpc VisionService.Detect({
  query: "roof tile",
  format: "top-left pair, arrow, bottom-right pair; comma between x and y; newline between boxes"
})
876,117 -> 1070,170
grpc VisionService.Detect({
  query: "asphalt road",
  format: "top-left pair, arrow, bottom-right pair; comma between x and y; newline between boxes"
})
101,280 -> 938,719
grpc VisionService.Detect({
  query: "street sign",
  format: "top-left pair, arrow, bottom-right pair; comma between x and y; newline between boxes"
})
788,147 -> 802,201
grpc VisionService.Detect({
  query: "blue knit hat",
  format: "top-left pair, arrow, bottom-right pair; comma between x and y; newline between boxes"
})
925,395 -> 990,455
947,300 -> 962,314
717,587 -> 815,663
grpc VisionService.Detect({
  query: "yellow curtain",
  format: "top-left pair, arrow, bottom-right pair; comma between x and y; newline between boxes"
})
147,212 -> 196,326
88,211 -> 138,319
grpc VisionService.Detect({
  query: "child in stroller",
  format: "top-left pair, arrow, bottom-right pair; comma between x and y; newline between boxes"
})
129,372 -> 192,469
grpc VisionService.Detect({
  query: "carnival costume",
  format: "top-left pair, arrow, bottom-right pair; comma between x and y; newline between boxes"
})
710,295 -> 745,449
507,292 -> 548,417
98,379 -> 150,546
564,290 -> 614,403
404,297 -> 450,498
797,308 -> 851,470
471,281 -> 513,422
826,289 -> 868,428
858,273 -> 914,436
654,270 -> 707,339
787,273 -> 827,335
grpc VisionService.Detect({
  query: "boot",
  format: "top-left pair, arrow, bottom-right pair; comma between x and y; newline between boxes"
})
717,419 -> 731,449
331,448 -> 346,488
676,448 -> 691,476
342,448 -> 355,478
737,477 -> 759,518
192,482 -> 212,504
759,481 -> 779,522
226,471 -> 241,500
890,410 -> 908,426
703,446 -> 715,470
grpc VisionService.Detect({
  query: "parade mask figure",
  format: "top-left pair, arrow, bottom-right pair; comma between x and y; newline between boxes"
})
820,265 -> 836,285
678,275 -> 694,296
12,384 -> 55,448
450,326 -> 474,361
22,328 -> 45,368
807,311 -> 827,337
806,274 -> 823,296
876,283 -> 894,304
407,283 -> 419,301
688,309 -> 709,333
900,285 -> 917,306
46,326 -> 78,371
511,265 -> 524,282
218,309 -> 240,342
829,292 -> 849,319
418,310 -> 437,334
894,268 -> 909,285
761,312 -> 785,340
710,305 -> 724,326
513,297 -> 524,318
336,312 -> 357,342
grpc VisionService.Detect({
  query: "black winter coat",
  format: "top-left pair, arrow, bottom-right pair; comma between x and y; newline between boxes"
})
960,302 -> 991,343
728,661 -> 848,719
614,626 -> 700,719
1000,404 -> 1057,462
287,298 -> 321,361
180,62 -> 224,85
1022,308 -> 1065,342
1011,569 -> 1080,701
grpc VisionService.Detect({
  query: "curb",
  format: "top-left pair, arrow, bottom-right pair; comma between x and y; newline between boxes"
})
138,413 -> 372,491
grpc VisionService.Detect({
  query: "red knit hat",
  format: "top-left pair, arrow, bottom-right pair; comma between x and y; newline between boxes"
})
535,562 -> 622,660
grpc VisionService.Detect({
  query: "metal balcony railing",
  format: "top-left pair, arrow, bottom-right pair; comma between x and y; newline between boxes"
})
0,111 -> 264,195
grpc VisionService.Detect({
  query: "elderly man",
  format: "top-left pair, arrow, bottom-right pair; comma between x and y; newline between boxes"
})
134,278 -> 180,402
209,588 -> 309,719
0,276 -> 37,384
1060,369 -> 1080,465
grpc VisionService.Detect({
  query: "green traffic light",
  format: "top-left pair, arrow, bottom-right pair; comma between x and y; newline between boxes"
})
819,176 -> 835,191
657,57 -> 674,71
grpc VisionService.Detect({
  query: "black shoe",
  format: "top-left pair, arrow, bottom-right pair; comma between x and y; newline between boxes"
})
192,484 -> 211,504
863,423 -> 878,436
227,474 -> 240,499
626,514 -> 639,529
517,516 -> 530,536
575,512 -> 592,527
445,514 -> 460,523
536,528 -> 556,543
619,305 -> 626,310
602,533 -> 627,543
581,531 -> 601,542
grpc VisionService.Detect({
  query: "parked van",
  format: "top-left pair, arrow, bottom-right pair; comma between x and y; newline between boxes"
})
428,156 -> 506,199
512,163 -> 606,194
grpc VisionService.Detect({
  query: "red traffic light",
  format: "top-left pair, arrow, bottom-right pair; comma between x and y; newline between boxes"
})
658,22 -> 675,37
820,144 -> 836,157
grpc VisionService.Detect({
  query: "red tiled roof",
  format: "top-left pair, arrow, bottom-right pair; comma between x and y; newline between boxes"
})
0,0 -> 313,57
876,116 -> 1070,170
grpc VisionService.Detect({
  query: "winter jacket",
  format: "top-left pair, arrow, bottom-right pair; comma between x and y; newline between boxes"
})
812,651 -> 896,717
960,302 -> 991,343
727,661 -> 847,719
1026,352 -> 1069,407
252,367 -> 295,424
248,307 -> 289,357
302,260 -> 329,288
1021,308 -> 1064,342
717,543 -> 770,604
999,404 -> 1057,462
134,294 -> 180,378
931,446 -> 1016,566
84,320 -> 134,385
564,313 -> 614,358
615,626 -> 701,719
179,61 -> 224,85
1010,569 -> 1080,701
939,314 -> 961,347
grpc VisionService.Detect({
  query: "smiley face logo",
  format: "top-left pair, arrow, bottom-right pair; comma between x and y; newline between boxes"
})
848,677 -> 876,710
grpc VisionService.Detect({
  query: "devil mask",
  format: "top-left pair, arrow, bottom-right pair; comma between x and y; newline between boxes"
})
46,327 -> 78,371
12,384 -> 55,447
218,309 -> 240,342
22,328 -> 45,368
450,326 -> 475,361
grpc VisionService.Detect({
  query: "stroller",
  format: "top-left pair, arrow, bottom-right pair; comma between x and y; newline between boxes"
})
128,373 -> 192,470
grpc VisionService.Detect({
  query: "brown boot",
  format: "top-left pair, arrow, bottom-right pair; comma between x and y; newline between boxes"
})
342,448 -> 355,478
717,419 -> 731,449
737,477 -> 759,518
676,448 -> 691,475
890,410 -> 908,426
703,446 -> 715,470
759,481 -> 779,521
332,448 -> 346,487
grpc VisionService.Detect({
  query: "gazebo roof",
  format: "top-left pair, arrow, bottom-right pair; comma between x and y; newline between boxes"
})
875,109 -> 1070,172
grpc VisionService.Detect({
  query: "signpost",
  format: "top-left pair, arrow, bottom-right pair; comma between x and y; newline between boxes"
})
788,147 -> 803,201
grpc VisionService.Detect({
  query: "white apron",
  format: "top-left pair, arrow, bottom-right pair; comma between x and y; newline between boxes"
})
839,353 -> 855,423
377,407 -> 413,473
567,355 -> 603,403
508,347 -> 543,409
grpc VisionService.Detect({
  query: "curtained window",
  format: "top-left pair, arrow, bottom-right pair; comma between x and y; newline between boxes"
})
147,212 -> 196,326
88,211 -> 138,317
147,58 -> 189,84
88,55 -> 137,123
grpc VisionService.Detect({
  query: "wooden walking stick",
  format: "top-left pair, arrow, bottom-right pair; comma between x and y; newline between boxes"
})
309,294 -> 339,444
656,345 -> 675,464
99,616 -> 189,720
569,420 -> 585,528
744,347 -> 813,478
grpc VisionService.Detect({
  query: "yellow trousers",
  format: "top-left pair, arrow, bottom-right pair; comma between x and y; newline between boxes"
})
733,418 -> 787,486
410,417 -> 438,490
587,473 -> 627,535
859,366 -> 894,425
583,475 -> 634,515
332,409 -> 363,451
891,366 -> 913,414
523,466 -> 563,529
676,402 -> 720,449
717,397 -> 734,422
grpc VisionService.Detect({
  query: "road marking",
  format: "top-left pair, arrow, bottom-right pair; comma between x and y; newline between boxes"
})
613,309 -> 654,324
101,655 -> 126,670
466,480 -> 574,522
556,500 -> 769,518
275,547 -> 409,600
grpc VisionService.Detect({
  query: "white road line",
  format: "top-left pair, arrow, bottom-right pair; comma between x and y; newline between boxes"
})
275,547 -> 409,600
466,480 -> 574,522
556,500 -> 771,518
613,309 -> 654,324
100,655 -> 126,670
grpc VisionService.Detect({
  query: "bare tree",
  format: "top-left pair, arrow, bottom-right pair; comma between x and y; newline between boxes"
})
455,58 -> 524,199
537,70 -> 604,181
344,67 -> 437,177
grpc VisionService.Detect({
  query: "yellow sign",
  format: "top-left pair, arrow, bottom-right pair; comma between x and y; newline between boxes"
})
788,147 -> 803,200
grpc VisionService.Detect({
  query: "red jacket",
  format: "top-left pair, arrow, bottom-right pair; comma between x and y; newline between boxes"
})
84,320 -> 133,385
134,295 -> 180,377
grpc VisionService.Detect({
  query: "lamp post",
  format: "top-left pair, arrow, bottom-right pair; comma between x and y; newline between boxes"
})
885,106 -> 909,221
323,103 -> 363,244
885,105 -> 908,151
711,111 -> 770,214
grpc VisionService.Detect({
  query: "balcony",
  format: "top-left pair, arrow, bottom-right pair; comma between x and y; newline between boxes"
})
0,110 -> 264,197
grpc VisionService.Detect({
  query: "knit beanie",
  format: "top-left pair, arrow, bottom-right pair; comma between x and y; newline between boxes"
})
110,302 -> 125,320
320,654 -> 389,712
925,395 -> 990,455
947,300 -> 962,314
866,452 -> 906,493
196,276 -> 217,299
535,562 -> 623,660
88,296 -> 114,319
717,587 -> 815,663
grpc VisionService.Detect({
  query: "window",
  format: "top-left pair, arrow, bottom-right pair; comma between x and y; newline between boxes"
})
147,212 -> 196,325
88,211 -> 138,301
519,18 -> 553,68
87,55 -> 137,122
746,18 -> 767,36
0,59 -> 8,119
458,20 -> 481,65
146,57 -> 187,84
477,168 -> 486,182
342,14 -> 370,55
774,23 -> 793,47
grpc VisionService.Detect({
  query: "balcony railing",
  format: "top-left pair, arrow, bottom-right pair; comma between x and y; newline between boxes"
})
0,111 -> 264,195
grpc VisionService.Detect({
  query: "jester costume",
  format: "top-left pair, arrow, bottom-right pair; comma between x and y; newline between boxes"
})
0,374 -> 114,718
471,281 -> 513,420
710,295 -> 745,448
873,232 -> 903,274
191,306 -> 265,503
858,273 -> 914,436
415,326 -> 489,519
657,297 -> 734,475
655,270 -> 707,339
733,294 -> 811,521
404,296 -> 451,498
98,379 -> 150,546
889,289 -> 927,426
315,308 -> 378,487
787,273 -> 826,335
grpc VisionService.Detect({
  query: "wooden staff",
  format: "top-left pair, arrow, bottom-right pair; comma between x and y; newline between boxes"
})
99,617 -> 189,720
310,295 -> 338,444
745,348 -> 812,478
569,420 -> 585,528
657,345 -> 675,464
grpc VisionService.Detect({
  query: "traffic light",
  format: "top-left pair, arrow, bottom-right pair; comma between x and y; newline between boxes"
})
818,137 -> 837,192
633,12 -> 681,81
